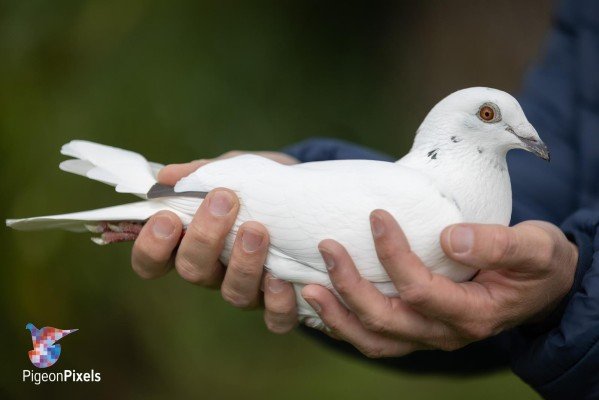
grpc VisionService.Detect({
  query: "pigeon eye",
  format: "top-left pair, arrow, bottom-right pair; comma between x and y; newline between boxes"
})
477,103 -> 501,123
479,106 -> 494,121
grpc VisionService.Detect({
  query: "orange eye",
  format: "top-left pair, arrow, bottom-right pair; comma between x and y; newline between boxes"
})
479,105 -> 495,121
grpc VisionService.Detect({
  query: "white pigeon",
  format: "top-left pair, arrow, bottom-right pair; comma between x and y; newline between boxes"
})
6,87 -> 549,328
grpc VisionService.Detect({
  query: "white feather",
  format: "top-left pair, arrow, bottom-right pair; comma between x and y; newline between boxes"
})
60,140 -> 158,196
6,200 -> 191,232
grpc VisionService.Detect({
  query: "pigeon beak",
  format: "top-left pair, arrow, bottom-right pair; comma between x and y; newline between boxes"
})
511,123 -> 550,162
520,136 -> 550,161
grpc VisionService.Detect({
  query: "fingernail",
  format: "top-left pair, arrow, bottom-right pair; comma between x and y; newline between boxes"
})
209,190 -> 234,216
241,229 -> 264,253
319,248 -> 335,270
304,297 -> 321,314
370,212 -> 385,238
267,277 -> 285,294
152,215 -> 175,239
449,225 -> 474,254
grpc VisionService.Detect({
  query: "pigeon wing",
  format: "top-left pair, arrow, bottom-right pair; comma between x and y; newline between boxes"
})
6,200 -> 191,232
175,155 -> 474,283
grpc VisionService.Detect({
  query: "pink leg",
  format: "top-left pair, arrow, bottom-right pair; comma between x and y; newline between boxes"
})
88,221 -> 186,245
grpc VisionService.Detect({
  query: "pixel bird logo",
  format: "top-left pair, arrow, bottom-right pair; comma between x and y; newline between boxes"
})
26,323 -> 78,368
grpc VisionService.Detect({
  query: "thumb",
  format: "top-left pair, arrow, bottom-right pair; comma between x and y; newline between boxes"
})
440,222 -> 554,270
157,160 -> 210,186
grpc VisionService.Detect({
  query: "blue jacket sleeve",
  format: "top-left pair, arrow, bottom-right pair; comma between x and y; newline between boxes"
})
283,137 -> 395,163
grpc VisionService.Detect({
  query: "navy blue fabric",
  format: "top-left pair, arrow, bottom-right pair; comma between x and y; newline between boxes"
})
283,1 -> 599,398
283,137 -> 394,163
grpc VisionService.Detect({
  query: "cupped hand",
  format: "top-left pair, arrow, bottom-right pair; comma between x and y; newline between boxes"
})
301,210 -> 578,358
130,150 -> 300,333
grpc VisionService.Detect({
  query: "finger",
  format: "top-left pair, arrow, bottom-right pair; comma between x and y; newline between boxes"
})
302,285 -> 415,358
175,188 -> 238,287
319,238 -> 450,343
440,222 -> 557,271
158,160 -> 210,186
131,211 -> 182,279
221,222 -> 269,309
158,153 -> 244,186
318,239 -> 392,317
263,273 -> 298,334
370,210 -> 485,323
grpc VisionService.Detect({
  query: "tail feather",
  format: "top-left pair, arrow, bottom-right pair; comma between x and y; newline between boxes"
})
6,141 -> 193,237
59,140 -> 161,197
59,159 -> 117,186
6,200 -> 190,232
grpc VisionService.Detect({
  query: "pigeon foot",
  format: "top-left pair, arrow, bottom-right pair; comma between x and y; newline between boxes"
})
86,221 -> 186,245
86,221 -> 144,245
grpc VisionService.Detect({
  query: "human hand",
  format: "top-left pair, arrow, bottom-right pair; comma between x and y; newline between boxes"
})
301,210 -> 578,357
131,150 -> 300,333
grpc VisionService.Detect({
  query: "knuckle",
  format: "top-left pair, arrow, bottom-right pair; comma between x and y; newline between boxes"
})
221,286 -> 254,309
536,248 -> 555,268
434,326 -> 459,351
131,242 -> 171,279
133,236 -> 168,265
267,298 -> 295,316
399,283 -> 430,307
361,313 -> 389,334
333,275 -> 361,296
538,232 -> 558,265
359,344 -> 386,359
323,318 -> 342,334
333,280 -> 351,295
335,279 -> 352,295
437,340 -> 463,352
131,258 -> 157,280
187,223 -> 222,248
229,261 -> 261,280
376,243 -> 396,265
489,229 -> 513,264
131,258 -> 161,280
538,228 -> 556,247
459,322 -> 494,342
175,255 -> 207,284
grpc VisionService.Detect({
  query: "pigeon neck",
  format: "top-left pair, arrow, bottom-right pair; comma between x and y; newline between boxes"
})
398,140 -> 512,225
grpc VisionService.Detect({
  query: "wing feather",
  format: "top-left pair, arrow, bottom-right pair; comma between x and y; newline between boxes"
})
175,155 -> 475,283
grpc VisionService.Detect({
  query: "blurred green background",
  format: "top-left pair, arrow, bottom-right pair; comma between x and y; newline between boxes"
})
0,1 -> 552,398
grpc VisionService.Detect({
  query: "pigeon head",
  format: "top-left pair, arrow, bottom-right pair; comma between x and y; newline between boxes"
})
26,323 -> 36,331
415,87 -> 549,161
